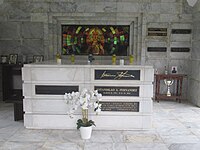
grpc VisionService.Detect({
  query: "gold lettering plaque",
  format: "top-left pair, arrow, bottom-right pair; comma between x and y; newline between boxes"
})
100,101 -> 139,112
95,86 -> 139,96
95,70 -> 140,80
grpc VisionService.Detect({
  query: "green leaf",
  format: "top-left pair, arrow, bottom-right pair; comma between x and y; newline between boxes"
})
76,119 -> 95,129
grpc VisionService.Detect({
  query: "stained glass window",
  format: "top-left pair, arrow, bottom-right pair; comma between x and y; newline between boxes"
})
62,25 -> 129,56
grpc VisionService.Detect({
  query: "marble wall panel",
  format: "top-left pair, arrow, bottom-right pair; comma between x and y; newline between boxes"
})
116,2 -> 140,12
193,27 -> 200,41
5,2 -> 31,21
169,52 -> 191,59
0,40 -> 21,55
182,0 -> 193,14
0,15 -> 7,22
169,59 -> 190,74
0,22 -> 20,39
146,52 -> 167,58
193,0 -> 200,11
21,22 -> 44,39
171,34 -> 191,42
29,2 -> 49,13
21,39 -> 44,56
31,13 -> 48,22
145,58 -> 167,74
49,2 -> 78,13
191,41 -> 200,59
160,14 -> 180,22
95,2 -> 117,12
146,41 -> 167,47
171,23 -> 192,29
190,60 -> 200,81
140,2 -> 153,12
160,0 -> 177,2
143,14 -> 160,24
170,41 -> 191,47
160,2 -> 180,14
178,14 -> 193,23
188,79 -> 200,106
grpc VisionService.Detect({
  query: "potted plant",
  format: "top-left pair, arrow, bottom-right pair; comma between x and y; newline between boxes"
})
64,89 -> 102,139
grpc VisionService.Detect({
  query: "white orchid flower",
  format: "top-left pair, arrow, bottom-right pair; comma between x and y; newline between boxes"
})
95,107 -> 101,114
96,93 -> 102,99
94,102 -> 99,108
64,89 -> 102,120
94,90 -> 98,96
81,102 -> 88,110
86,94 -> 91,101
79,97 -> 85,105
64,93 -> 68,100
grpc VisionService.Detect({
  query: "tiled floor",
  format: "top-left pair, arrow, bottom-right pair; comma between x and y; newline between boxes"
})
0,100 -> 200,150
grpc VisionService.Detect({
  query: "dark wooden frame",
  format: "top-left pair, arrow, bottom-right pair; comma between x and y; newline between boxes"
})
1,55 -> 8,64
9,54 -> 18,64
33,55 -> 44,63
155,74 -> 187,103
1,64 -> 24,121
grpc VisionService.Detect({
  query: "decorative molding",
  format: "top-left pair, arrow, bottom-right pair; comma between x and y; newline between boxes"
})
187,0 -> 197,7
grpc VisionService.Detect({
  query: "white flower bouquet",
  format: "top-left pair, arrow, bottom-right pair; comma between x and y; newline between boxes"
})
64,89 -> 102,129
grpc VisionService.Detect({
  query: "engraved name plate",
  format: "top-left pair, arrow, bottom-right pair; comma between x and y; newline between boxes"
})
95,70 -> 140,80
148,28 -> 167,36
171,47 -> 190,52
95,86 -> 139,96
147,47 -> 167,52
172,29 -> 191,34
100,101 -> 139,112
35,85 -> 79,95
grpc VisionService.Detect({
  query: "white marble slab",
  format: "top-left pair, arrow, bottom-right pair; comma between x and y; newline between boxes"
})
22,62 -> 154,130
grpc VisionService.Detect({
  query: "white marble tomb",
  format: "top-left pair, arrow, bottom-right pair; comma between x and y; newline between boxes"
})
22,60 -> 154,130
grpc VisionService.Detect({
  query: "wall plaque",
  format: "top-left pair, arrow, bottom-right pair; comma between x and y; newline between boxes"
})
35,85 -> 79,95
148,28 -> 167,36
147,47 -> 167,52
95,86 -> 139,96
172,29 -> 191,34
100,101 -> 139,112
171,47 -> 190,52
95,70 -> 140,80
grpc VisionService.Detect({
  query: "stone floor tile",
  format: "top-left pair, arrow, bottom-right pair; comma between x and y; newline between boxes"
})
86,130 -> 124,143
156,127 -> 193,136
84,142 -> 113,150
41,141 -> 83,150
8,129 -> 52,142
125,143 -> 169,150
1,101 -> 200,149
113,143 -> 127,150
48,130 -> 84,143
161,135 -> 200,144
124,134 -> 163,143
189,128 -> 200,137
154,119 -> 186,129
168,143 -> 200,150
0,141 -> 45,150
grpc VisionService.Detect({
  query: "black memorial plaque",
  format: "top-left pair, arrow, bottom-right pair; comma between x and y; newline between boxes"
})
171,47 -> 190,52
35,85 -> 79,95
100,101 -> 139,112
172,29 -> 191,34
148,28 -> 167,36
95,70 -> 140,80
147,47 -> 167,52
95,86 -> 139,96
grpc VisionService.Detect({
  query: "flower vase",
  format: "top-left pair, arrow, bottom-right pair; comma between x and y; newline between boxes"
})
80,126 -> 92,139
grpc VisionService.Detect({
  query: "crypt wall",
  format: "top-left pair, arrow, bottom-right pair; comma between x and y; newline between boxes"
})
189,0 -> 200,106
0,0 -> 194,100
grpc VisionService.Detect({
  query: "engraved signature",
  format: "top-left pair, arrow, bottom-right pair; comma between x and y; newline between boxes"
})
100,71 -> 135,79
